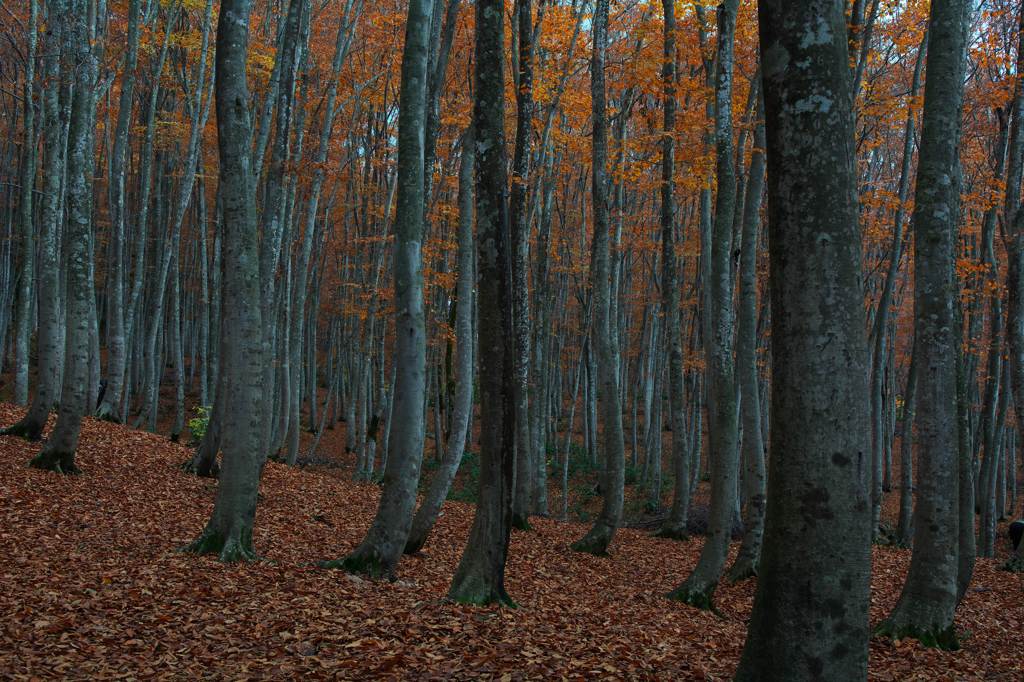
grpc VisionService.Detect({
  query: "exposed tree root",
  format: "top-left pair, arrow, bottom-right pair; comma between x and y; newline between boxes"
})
448,574 -> 518,608
875,619 -> 959,651
181,526 -> 258,564
29,449 -> 80,475
321,545 -> 389,579
667,579 -> 718,612
652,523 -> 689,542
571,522 -> 614,556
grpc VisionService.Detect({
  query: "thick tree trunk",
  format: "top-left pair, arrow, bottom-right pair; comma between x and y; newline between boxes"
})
2,0 -> 67,441
735,0 -> 872,676
30,0 -> 96,475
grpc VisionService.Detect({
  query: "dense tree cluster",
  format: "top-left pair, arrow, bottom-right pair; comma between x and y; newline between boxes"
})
0,0 -> 1021,675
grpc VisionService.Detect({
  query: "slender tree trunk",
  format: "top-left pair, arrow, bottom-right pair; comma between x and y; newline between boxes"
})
654,0 -> 691,542
405,127 -> 475,555
728,94 -> 766,582
877,0 -> 970,647
509,0 -> 535,530
183,0 -> 265,563
323,0 -> 430,578
448,0 -> 515,605
667,0 -> 740,607
571,0 -> 625,557
896,338 -> 919,546
13,0 -> 39,407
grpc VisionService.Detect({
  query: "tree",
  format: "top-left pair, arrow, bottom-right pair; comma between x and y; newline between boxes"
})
571,0 -> 625,557
653,0 -> 691,544
405,126 -> 475,555
182,0 -> 265,562
321,0 -> 431,578
2,0 -> 68,442
667,0 -> 740,607
447,0 -> 516,606
734,0 -> 872,676
728,90 -> 766,582
876,0 -> 970,648
29,0 -> 96,474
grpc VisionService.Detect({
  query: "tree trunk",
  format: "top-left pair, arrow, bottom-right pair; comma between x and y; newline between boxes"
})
728,93 -> 766,582
735,0 -> 872,676
30,0 -> 96,475
183,0 -> 266,563
571,0 -> 625,557
877,0 -> 970,648
405,126 -> 475,555
2,0 -> 67,441
322,0 -> 430,579
667,0 -> 740,607
448,0 -> 515,605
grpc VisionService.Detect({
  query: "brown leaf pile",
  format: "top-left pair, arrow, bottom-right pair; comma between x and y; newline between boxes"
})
0,403 -> 1020,680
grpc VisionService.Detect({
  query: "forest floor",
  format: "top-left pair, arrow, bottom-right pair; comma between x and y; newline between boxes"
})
0,403 -> 1021,680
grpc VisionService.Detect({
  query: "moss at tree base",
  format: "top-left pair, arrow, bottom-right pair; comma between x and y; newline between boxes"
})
875,620 -> 960,651
448,574 -> 518,608
652,524 -> 689,542
666,580 -> 718,612
181,525 -> 257,563
29,449 -> 80,475
2,419 -> 45,442
321,546 -> 389,579
570,525 -> 613,556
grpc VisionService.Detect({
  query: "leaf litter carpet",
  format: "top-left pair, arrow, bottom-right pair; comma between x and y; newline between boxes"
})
0,404 -> 1020,679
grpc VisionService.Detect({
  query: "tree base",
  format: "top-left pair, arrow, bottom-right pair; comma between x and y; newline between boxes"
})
181,525 -> 257,563
403,533 -> 427,556
511,512 -> 532,531
2,418 -> 45,442
180,457 -> 220,478
875,619 -> 959,651
570,522 -> 614,556
652,523 -> 689,542
1001,555 -> 1024,573
94,403 -> 122,423
727,557 -> 758,583
320,545 -> 389,579
448,574 -> 518,608
29,449 -> 80,475
667,579 -> 718,612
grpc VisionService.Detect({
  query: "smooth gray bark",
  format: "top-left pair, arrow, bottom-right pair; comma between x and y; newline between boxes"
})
735,0 -> 872,676
183,0 -> 265,563
878,0 -> 970,648
324,0 -> 430,579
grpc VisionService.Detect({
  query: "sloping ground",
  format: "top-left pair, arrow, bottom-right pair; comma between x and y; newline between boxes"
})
0,404 -> 1020,680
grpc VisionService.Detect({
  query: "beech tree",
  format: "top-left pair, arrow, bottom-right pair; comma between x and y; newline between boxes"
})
182,0 -> 265,562
735,0 -> 872,676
